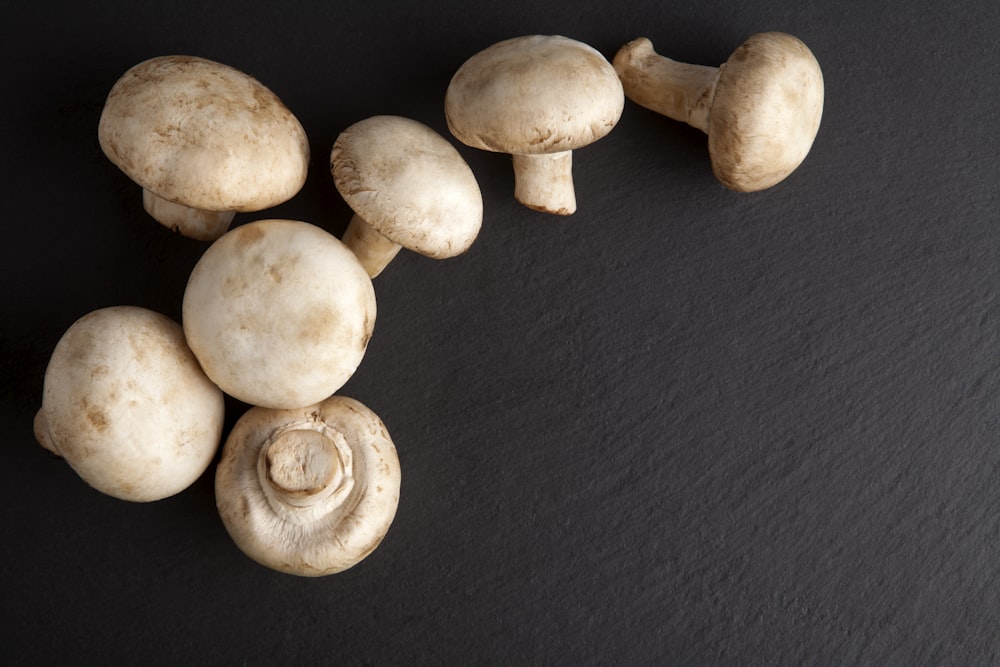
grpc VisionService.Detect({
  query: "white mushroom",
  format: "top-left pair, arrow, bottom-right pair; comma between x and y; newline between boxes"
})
445,35 -> 624,215
182,219 -> 376,410
215,394 -> 401,576
98,55 -> 310,241
34,306 -> 225,502
331,115 -> 483,278
613,33 -> 824,191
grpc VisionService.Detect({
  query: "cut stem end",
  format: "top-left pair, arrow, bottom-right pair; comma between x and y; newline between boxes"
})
512,151 -> 576,215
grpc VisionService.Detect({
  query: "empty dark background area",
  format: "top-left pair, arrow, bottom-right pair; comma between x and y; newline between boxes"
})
2,1 -> 999,664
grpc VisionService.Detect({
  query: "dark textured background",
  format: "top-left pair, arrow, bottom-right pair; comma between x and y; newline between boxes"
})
2,1 -> 999,664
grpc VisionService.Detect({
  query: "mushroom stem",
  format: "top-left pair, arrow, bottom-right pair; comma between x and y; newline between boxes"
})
511,151 -> 576,216
613,38 -> 720,134
33,409 -> 60,456
142,189 -> 236,242
258,425 -> 354,522
341,212 -> 402,278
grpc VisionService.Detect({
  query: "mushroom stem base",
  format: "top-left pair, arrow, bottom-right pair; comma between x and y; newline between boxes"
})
33,409 -> 60,456
613,38 -> 719,134
512,151 -> 576,215
342,213 -> 402,278
259,424 -> 354,522
143,189 -> 236,242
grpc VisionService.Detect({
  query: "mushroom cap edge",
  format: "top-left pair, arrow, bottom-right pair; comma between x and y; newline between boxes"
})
707,32 -> 825,191
444,35 -> 625,156
98,55 -> 310,212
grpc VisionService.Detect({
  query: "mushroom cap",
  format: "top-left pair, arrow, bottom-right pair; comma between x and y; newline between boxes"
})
37,306 -> 225,502
444,35 -> 624,155
98,55 -> 309,212
215,395 -> 401,576
182,219 -> 376,409
708,32 -> 824,191
331,115 -> 483,258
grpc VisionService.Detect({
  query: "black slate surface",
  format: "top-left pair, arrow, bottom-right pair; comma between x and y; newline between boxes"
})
2,1 -> 999,664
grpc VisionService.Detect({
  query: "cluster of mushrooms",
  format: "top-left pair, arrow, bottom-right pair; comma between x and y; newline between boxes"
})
34,33 -> 823,576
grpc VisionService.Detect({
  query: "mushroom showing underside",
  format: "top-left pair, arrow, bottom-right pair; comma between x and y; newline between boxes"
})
182,219 -> 376,410
613,32 -> 824,192
331,115 -> 483,278
34,306 -> 225,502
98,55 -> 309,241
215,394 -> 401,576
445,35 -> 624,215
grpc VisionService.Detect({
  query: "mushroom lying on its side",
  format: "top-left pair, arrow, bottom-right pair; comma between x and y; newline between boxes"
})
613,33 -> 824,192
98,55 -> 310,241
215,395 -> 401,576
182,219 -> 376,410
445,35 -> 624,215
34,306 -> 225,502
331,115 -> 483,278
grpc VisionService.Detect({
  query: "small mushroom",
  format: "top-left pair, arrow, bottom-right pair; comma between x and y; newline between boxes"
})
331,115 -> 483,278
34,306 -> 225,502
98,55 -> 310,241
613,33 -> 824,192
445,35 -> 624,215
215,394 -> 401,576
182,219 -> 376,410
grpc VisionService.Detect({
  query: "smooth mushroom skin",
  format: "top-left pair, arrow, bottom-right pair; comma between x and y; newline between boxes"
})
613,33 -> 824,192
215,395 -> 401,576
35,306 -> 225,502
182,219 -> 376,410
331,115 -> 483,278
445,35 -> 624,215
98,55 -> 310,240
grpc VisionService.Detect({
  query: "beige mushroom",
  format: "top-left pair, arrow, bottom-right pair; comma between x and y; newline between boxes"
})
331,115 -> 483,278
613,33 -> 824,192
215,394 -> 401,576
98,55 -> 310,241
182,219 -> 376,410
445,35 -> 624,215
34,306 -> 225,502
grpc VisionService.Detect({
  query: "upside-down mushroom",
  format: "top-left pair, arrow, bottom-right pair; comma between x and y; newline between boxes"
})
215,395 -> 401,576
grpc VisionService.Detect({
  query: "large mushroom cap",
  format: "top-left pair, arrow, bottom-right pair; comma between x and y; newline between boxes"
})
445,35 -> 624,155
215,395 -> 401,576
98,55 -> 309,213
331,115 -> 483,258
36,306 -> 225,502
182,219 -> 376,410
708,32 -> 824,191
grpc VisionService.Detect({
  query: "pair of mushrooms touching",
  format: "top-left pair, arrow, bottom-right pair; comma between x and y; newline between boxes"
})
39,30 -> 824,575
99,55 -> 485,277
35,307 -> 397,574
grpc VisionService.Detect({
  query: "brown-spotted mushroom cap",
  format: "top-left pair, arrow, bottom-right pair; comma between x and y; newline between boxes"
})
182,219 -> 376,410
331,115 -> 483,278
445,35 -> 624,215
98,55 -> 310,241
215,394 -> 401,576
33,306 -> 225,502
613,33 -> 824,192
